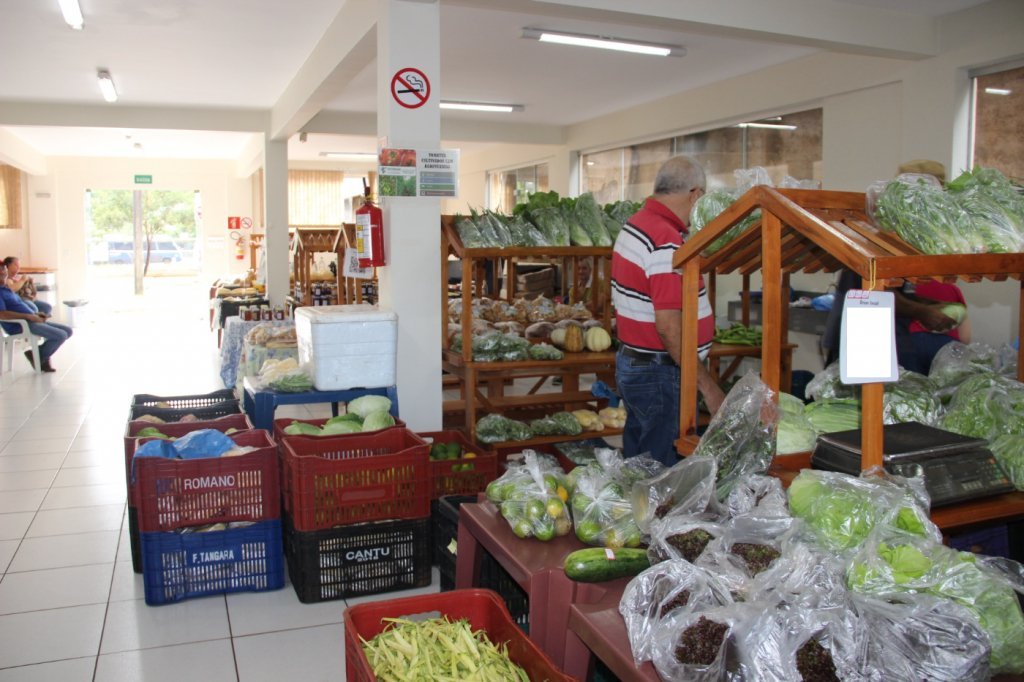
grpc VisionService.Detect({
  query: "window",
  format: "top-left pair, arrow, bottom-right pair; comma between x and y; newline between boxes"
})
971,63 -> 1024,183
487,163 -> 549,213
580,108 -> 823,199
0,164 -> 23,229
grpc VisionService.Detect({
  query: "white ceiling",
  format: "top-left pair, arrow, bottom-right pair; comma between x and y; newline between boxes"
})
0,0 -> 992,166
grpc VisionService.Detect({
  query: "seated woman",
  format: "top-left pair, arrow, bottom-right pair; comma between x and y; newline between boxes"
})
2,256 -> 52,316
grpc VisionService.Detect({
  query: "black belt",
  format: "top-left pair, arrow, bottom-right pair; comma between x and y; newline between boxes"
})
618,345 -> 676,366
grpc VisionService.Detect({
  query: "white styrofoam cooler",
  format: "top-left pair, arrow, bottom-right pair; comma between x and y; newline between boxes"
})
295,305 -> 397,390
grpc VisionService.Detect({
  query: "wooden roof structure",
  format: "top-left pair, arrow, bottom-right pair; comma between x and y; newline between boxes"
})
672,186 -> 1024,469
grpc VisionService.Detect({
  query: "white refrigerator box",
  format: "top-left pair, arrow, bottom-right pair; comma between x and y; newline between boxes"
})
295,305 -> 398,390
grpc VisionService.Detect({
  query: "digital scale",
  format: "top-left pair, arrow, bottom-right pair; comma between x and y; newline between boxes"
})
810,422 -> 1014,507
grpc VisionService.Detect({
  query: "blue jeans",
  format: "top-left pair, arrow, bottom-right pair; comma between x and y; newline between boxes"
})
27,321 -> 72,362
615,349 -> 680,467
909,332 -> 956,375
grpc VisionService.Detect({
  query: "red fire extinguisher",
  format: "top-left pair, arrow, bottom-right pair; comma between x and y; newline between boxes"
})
355,180 -> 385,268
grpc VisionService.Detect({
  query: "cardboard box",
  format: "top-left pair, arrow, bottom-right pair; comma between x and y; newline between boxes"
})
295,305 -> 397,390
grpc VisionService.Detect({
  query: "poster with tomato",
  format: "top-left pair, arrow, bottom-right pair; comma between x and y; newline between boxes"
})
378,148 -> 418,197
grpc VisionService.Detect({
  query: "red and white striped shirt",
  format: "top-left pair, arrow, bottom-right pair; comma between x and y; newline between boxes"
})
611,198 -> 714,358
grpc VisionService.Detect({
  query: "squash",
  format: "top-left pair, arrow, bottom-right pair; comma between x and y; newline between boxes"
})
585,326 -> 612,352
550,328 -> 567,348
563,324 -> 585,352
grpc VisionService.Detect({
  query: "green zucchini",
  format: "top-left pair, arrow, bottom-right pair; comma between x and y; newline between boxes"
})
563,547 -> 650,583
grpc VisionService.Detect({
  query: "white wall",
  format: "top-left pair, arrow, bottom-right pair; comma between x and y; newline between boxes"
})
27,157 -> 252,302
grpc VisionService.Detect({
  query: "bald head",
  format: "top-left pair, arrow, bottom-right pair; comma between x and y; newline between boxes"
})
653,155 -> 706,197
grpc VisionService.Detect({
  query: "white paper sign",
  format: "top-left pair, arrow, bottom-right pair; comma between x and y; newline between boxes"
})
840,289 -> 899,384
342,248 -> 373,280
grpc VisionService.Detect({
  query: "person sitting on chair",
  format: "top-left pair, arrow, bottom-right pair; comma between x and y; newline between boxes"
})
2,256 -> 52,316
0,262 -> 71,372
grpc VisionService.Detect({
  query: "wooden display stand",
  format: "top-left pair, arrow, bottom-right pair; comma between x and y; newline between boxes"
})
248,233 -> 264,271
441,216 -> 618,444
288,226 -> 342,310
672,186 -> 1024,473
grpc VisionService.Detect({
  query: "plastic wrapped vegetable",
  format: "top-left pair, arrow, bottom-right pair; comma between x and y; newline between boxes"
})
692,372 -> 778,500
572,193 -> 613,246
786,469 -> 939,552
569,449 -> 643,548
506,213 -> 549,247
527,206 -> 570,246
947,166 -> 1024,253
874,175 -> 978,254
650,603 -> 758,682
883,369 -> 943,426
455,214 -> 487,247
775,407 -> 818,455
941,371 -> 1024,440
722,474 -> 789,520
852,592 -> 992,682
689,190 -> 759,254
258,357 -> 313,392
631,454 -> 718,533
647,516 -> 725,564
803,398 -> 861,434
693,516 -> 795,597
805,362 -> 857,401
990,434 -> 1024,490
485,452 -> 571,541
847,526 -> 1024,674
475,413 -> 533,443
618,559 -> 733,666
527,342 -> 563,361
529,411 -> 582,437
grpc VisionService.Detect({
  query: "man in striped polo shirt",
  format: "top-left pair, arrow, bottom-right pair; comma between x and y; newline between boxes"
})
611,155 -> 725,466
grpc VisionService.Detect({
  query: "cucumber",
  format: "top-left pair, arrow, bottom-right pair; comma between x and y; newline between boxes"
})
563,547 -> 650,583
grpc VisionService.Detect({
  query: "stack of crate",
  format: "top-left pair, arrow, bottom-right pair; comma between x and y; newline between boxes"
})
279,428 -> 433,603
132,428 -> 284,605
123,390 -> 244,573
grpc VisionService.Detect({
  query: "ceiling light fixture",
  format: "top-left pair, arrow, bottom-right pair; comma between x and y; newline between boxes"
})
522,28 -> 684,57
319,152 -> 376,160
736,122 -> 798,130
97,69 -> 118,103
58,0 -> 84,30
984,87 -> 1012,95
440,101 -> 523,113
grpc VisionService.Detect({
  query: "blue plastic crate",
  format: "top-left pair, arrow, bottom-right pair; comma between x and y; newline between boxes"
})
141,519 -> 285,605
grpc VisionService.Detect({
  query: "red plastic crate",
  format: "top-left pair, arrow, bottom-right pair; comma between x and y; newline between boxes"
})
271,416 -> 406,443
419,430 -> 498,499
281,428 -> 430,531
122,411 -> 252,501
491,443 -> 575,474
344,589 -> 572,682
133,430 -> 280,533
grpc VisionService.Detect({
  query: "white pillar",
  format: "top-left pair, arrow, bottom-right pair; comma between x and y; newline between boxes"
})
263,136 -> 289,308
376,0 -> 442,430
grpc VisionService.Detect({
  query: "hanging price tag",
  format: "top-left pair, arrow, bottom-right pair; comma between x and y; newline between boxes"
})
839,290 -> 899,384
343,248 -> 373,280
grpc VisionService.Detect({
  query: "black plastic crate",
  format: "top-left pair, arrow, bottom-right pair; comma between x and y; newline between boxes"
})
128,399 -> 241,422
283,514 -> 431,604
435,494 -> 530,634
132,389 -> 237,408
947,523 -> 1011,559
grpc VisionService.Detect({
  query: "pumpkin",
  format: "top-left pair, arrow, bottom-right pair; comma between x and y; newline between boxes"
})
563,324 -> 585,352
550,328 -> 567,348
585,326 -> 612,352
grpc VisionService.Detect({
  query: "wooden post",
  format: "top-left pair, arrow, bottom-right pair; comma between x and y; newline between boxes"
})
760,212 -> 782,392
860,277 -> 887,472
677,259 -> 701,450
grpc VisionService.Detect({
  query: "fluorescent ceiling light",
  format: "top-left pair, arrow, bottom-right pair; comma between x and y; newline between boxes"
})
984,87 -> 1012,95
736,122 -> 797,130
97,70 -> 118,103
58,0 -> 84,29
522,28 -> 684,57
319,152 -> 376,160
440,101 -> 523,113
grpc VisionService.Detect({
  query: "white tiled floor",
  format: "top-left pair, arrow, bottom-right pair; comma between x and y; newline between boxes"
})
0,278 -> 439,681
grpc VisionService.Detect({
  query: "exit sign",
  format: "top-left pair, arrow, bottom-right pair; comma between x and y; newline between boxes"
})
134,174 -> 153,184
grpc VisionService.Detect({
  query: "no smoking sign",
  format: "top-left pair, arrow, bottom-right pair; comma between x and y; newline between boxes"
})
391,67 -> 431,109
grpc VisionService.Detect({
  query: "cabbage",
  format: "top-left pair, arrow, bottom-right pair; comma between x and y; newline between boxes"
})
941,372 -> 1024,440
804,398 -> 861,434
775,412 -> 818,455
883,370 -> 942,426
326,413 -> 362,426
940,303 -> 967,327
346,395 -> 393,419
136,426 -> 170,439
361,411 -> 396,432
321,420 -> 362,435
283,421 -> 321,436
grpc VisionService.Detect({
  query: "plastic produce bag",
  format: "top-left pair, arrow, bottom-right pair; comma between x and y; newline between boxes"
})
475,413 -> 533,443
694,516 -> 795,598
528,206 -> 570,246
692,371 -> 779,500
803,397 -> 861,434
569,449 -> 643,547
722,473 -> 789,520
619,559 -> 733,666
573,193 -> 613,246
484,452 -> 571,541
455,214 -> 487,248
742,539 -> 849,610
883,369 -> 942,425
529,411 -> 583,437
631,454 -> 717,533
806,362 -> 857,401
735,604 -> 868,682
647,516 -> 725,565
257,357 -> 313,392
947,166 -> 1024,253
941,371 -> 1024,440
990,434 -> 1024,490
775,408 -> 818,455
650,602 -> 759,682
874,174 -> 983,254
852,592 -> 992,682
847,526 -> 1024,674
787,469 -> 938,553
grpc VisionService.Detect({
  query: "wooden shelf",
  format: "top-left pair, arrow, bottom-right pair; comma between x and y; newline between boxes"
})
480,429 -> 624,451
673,186 -> 1024,470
